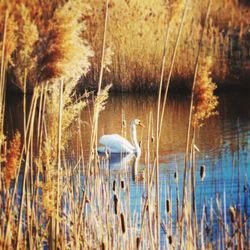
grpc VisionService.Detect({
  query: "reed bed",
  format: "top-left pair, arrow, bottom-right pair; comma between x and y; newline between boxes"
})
0,0 -> 249,249
85,0 -> 250,91
0,0 -> 249,92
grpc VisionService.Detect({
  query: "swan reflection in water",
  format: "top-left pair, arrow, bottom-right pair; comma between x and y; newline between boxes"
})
98,151 -> 135,171
98,151 -> 142,182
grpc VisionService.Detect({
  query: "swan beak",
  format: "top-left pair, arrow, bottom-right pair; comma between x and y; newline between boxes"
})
138,122 -> 145,128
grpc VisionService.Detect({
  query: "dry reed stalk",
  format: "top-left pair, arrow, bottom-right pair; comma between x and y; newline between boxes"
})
55,79 -> 63,249
87,84 -> 111,176
16,88 -> 39,250
155,1 -> 189,247
3,86 -> 39,250
223,189 -> 228,248
88,0 -> 109,180
138,152 -> 159,249
191,138 -> 198,248
23,69 -> 27,152
158,0 -> 189,139
180,0 -> 212,246
98,0 -> 110,94
174,161 -> 180,225
36,82 -> 44,151
38,82 -> 48,155
200,204 -> 205,250
25,164 -> 33,250
77,110 -> 85,177
0,11 -> 8,135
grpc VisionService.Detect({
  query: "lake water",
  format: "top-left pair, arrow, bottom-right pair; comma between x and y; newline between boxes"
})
86,92 -> 250,246
5,91 -> 250,246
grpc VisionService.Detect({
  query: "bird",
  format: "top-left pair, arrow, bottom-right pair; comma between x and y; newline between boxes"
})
98,119 -> 144,157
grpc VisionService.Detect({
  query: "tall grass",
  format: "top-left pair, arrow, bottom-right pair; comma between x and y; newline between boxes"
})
85,0 -> 250,91
0,0 -> 249,92
0,0 -> 249,249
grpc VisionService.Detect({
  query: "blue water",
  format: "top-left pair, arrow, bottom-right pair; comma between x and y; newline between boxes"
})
95,92 -> 250,247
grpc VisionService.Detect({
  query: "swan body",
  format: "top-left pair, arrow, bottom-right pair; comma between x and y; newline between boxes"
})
98,119 -> 144,156
99,134 -> 134,153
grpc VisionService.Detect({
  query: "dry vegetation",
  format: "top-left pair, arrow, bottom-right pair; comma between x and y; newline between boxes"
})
85,0 -> 250,91
0,0 -> 249,249
0,0 -> 249,92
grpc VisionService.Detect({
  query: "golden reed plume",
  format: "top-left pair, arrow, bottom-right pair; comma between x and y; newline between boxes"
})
37,0 -> 93,83
193,56 -> 218,128
4,131 -> 21,189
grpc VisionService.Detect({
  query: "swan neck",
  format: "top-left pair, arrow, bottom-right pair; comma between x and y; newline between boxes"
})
130,123 -> 140,155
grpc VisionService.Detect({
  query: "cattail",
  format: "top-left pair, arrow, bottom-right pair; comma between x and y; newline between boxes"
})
121,179 -> 125,189
200,165 -> 206,181
168,235 -> 173,245
4,131 -> 21,189
174,171 -> 178,182
101,241 -> 105,250
114,194 -> 118,214
112,180 -> 116,191
166,199 -> 171,214
122,119 -> 126,128
136,237 -> 140,249
120,213 -> 126,233
151,136 -> 154,143
229,206 -> 236,223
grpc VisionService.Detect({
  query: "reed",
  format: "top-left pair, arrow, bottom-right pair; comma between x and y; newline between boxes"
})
180,0 -> 212,246
0,1 -> 249,250
0,0 -> 248,92
4,131 -> 21,189
85,0 -> 250,91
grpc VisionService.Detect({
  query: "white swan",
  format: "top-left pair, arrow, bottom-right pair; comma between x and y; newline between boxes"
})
98,119 -> 144,156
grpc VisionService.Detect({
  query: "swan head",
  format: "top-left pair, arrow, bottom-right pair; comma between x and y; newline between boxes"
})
131,119 -> 144,128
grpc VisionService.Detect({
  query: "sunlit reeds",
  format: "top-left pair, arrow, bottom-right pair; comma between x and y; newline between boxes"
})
85,0 -> 249,91
0,0 -> 248,92
4,131 -> 21,189
0,0 -> 249,249
37,1 -> 93,83
193,56 -> 218,128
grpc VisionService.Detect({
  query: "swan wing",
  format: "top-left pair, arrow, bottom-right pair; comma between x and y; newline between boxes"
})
99,134 -> 134,153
